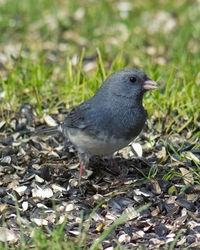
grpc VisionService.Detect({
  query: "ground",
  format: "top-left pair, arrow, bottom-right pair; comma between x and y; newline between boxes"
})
0,105 -> 200,249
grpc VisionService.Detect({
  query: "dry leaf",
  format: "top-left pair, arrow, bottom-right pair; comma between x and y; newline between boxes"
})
0,228 -> 17,242
179,167 -> 194,185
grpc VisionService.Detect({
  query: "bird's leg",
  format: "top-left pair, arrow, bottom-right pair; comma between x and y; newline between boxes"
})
79,161 -> 84,185
104,156 -> 124,177
112,158 -> 121,173
112,157 -> 125,180
78,152 -> 90,186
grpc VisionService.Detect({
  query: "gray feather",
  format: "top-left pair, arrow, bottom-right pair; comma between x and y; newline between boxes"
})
35,125 -> 61,136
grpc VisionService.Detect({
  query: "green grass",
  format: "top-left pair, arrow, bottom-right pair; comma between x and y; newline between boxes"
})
0,200 -> 153,250
0,0 -> 200,248
0,0 -> 199,133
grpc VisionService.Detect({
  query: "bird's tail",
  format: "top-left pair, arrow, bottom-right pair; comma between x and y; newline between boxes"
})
35,125 -> 62,136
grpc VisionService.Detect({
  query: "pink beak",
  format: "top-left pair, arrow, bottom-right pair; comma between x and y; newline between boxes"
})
143,79 -> 158,91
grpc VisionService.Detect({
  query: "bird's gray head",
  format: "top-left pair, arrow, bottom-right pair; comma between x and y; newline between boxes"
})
100,68 -> 157,103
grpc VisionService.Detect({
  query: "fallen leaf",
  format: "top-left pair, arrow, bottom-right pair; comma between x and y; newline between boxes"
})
0,227 -> 17,242
179,167 -> 194,185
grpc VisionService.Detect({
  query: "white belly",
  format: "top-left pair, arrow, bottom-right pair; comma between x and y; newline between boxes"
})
67,129 -> 132,156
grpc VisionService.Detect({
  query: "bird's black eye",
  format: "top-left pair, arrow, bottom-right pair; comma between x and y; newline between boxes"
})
130,76 -> 136,83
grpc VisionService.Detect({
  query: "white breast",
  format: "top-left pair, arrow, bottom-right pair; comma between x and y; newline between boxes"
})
67,129 -> 132,156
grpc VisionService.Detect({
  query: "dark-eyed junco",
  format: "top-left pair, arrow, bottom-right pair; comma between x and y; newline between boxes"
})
37,69 -> 157,183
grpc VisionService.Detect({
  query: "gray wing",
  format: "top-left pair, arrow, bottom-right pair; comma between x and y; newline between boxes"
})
61,100 -> 105,140
62,102 -> 90,130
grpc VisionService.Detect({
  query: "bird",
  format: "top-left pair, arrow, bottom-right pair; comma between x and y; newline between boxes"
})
37,68 -> 158,183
